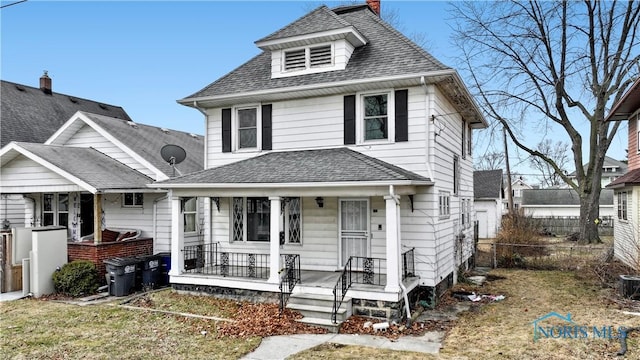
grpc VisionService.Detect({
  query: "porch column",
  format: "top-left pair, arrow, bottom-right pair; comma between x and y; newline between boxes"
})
93,193 -> 102,244
384,192 -> 401,293
169,197 -> 184,276
268,196 -> 281,284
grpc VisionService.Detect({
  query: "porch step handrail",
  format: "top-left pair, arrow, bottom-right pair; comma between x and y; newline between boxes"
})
279,254 -> 301,315
332,256 -> 353,324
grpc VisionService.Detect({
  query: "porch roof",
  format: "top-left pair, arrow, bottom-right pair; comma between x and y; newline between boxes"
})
0,142 -> 154,193
151,147 -> 432,189
607,168 -> 640,189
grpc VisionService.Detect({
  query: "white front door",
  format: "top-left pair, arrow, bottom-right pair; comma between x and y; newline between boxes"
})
339,199 -> 369,266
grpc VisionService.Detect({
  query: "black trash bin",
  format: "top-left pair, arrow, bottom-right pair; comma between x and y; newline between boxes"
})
156,252 -> 171,287
137,254 -> 161,289
104,257 -> 138,296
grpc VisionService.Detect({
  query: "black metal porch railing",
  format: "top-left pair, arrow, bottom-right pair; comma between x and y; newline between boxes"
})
350,256 -> 386,286
182,243 -> 269,279
332,257 -> 353,324
402,247 -> 415,279
279,254 -> 301,315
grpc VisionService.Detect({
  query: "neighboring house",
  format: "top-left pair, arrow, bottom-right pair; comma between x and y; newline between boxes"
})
0,74 -> 132,229
474,170 -> 504,239
569,156 -> 628,188
520,188 -> 614,220
509,177 -> 533,212
0,111 -> 204,282
151,2 -> 487,327
606,77 -> 640,268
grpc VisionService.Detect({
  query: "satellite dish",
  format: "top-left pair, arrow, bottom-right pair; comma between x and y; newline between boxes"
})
161,144 -> 186,177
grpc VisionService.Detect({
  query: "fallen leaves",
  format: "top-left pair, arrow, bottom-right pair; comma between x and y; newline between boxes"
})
339,316 -> 454,340
216,302 -> 328,338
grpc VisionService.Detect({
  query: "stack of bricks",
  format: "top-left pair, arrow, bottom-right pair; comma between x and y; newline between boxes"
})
67,238 -> 153,283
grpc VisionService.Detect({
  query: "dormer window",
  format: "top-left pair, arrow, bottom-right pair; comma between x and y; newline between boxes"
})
283,44 -> 333,72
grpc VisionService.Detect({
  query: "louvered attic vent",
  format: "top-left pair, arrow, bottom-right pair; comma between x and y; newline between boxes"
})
310,45 -> 332,67
284,45 -> 333,71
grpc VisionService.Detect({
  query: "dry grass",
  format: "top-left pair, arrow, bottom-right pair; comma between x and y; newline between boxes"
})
1,296 -> 260,359
289,343 -> 437,359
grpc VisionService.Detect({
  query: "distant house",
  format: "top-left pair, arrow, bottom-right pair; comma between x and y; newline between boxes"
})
474,170 -> 504,238
569,156 -> 628,188
606,77 -> 640,268
509,177 -> 534,212
0,74 -> 132,229
151,2 -> 487,327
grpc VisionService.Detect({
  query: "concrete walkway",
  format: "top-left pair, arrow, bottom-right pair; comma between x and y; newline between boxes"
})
241,331 -> 444,360
0,291 -> 25,302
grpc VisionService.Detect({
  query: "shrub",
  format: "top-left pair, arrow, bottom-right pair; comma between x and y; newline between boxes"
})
52,261 -> 99,297
495,213 -> 548,268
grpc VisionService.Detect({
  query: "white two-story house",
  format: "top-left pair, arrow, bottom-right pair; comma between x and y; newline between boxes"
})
152,3 -> 486,327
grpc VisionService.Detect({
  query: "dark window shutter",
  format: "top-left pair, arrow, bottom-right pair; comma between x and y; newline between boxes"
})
344,95 -> 356,145
262,104 -> 272,150
222,108 -> 231,153
395,89 -> 408,142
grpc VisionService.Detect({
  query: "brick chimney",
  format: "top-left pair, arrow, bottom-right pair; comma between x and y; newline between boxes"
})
40,70 -> 52,95
366,0 -> 380,16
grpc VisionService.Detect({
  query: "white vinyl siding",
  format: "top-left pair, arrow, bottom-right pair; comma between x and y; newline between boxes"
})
0,155 -> 84,193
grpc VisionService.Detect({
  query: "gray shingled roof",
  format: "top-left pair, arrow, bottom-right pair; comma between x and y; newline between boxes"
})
15,142 -> 153,190
81,112 -> 204,177
182,5 -> 449,101
158,147 -> 431,185
474,169 -> 503,199
1,80 -> 131,148
521,189 -> 614,206
568,156 -> 628,177
256,5 -> 352,43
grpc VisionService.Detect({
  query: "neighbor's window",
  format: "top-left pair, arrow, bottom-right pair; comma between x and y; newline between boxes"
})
237,107 -> 258,149
618,191 -> 628,220
439,191 -> 450,218
42,193 -> 69,227
123,193 -> 144,207
183,197 -> 197,233
363,94 -> 388,140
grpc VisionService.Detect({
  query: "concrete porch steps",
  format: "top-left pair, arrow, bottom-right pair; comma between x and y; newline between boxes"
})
286,292 -> 352,333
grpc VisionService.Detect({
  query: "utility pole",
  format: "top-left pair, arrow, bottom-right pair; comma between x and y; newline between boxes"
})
504,127 -> 514,215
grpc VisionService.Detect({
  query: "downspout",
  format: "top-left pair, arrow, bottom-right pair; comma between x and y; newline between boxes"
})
420,76 -> 435,181
389,185 -> 412,326
153,194 -> 169,251
193,101 -> 208,167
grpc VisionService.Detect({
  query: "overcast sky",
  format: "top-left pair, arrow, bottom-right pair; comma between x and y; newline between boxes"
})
1,1 -> 627,182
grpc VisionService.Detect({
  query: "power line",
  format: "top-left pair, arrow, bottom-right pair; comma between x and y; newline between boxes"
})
1,0 -> 27,9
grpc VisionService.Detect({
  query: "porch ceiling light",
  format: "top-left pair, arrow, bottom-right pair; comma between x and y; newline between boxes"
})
315,197 -> 324,208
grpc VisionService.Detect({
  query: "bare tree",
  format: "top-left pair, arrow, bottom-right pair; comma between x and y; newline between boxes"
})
452,1 -> 640,243
474,151 -> 505,171
530,140 -> 571,188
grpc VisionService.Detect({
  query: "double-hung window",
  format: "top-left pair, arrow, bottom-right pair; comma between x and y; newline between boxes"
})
123,193 -> 144,207
617,191 -> 628,221
237,107 -> 258,149
453,155 -> 460,195
439,191 -> 450,218
183,197 -> 197,233
363,94 -> 388,141
42,193 -> 69,227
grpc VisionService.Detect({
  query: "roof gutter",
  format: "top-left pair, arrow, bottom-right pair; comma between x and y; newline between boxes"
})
148,179 -> 434,189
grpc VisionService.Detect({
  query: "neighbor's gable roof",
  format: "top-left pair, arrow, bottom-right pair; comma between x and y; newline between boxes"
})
474,169 -> 503,199
153,147 -> 431,187
606,77 -> 640,121
179,5 -> 485,126
0,142 -> 153,193
568,156 -> 628,177
0,80 -> 131,148
47,111 -> 204,180
521,189 -> 613,206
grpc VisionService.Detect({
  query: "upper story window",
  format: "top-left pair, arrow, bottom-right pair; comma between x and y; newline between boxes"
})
123,193 -> 143,207
283,44 -> 333,72
439,191 -> 451,218
363,94 -> 388,141
453,155 -> 460,195
237,107 -> 258,149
